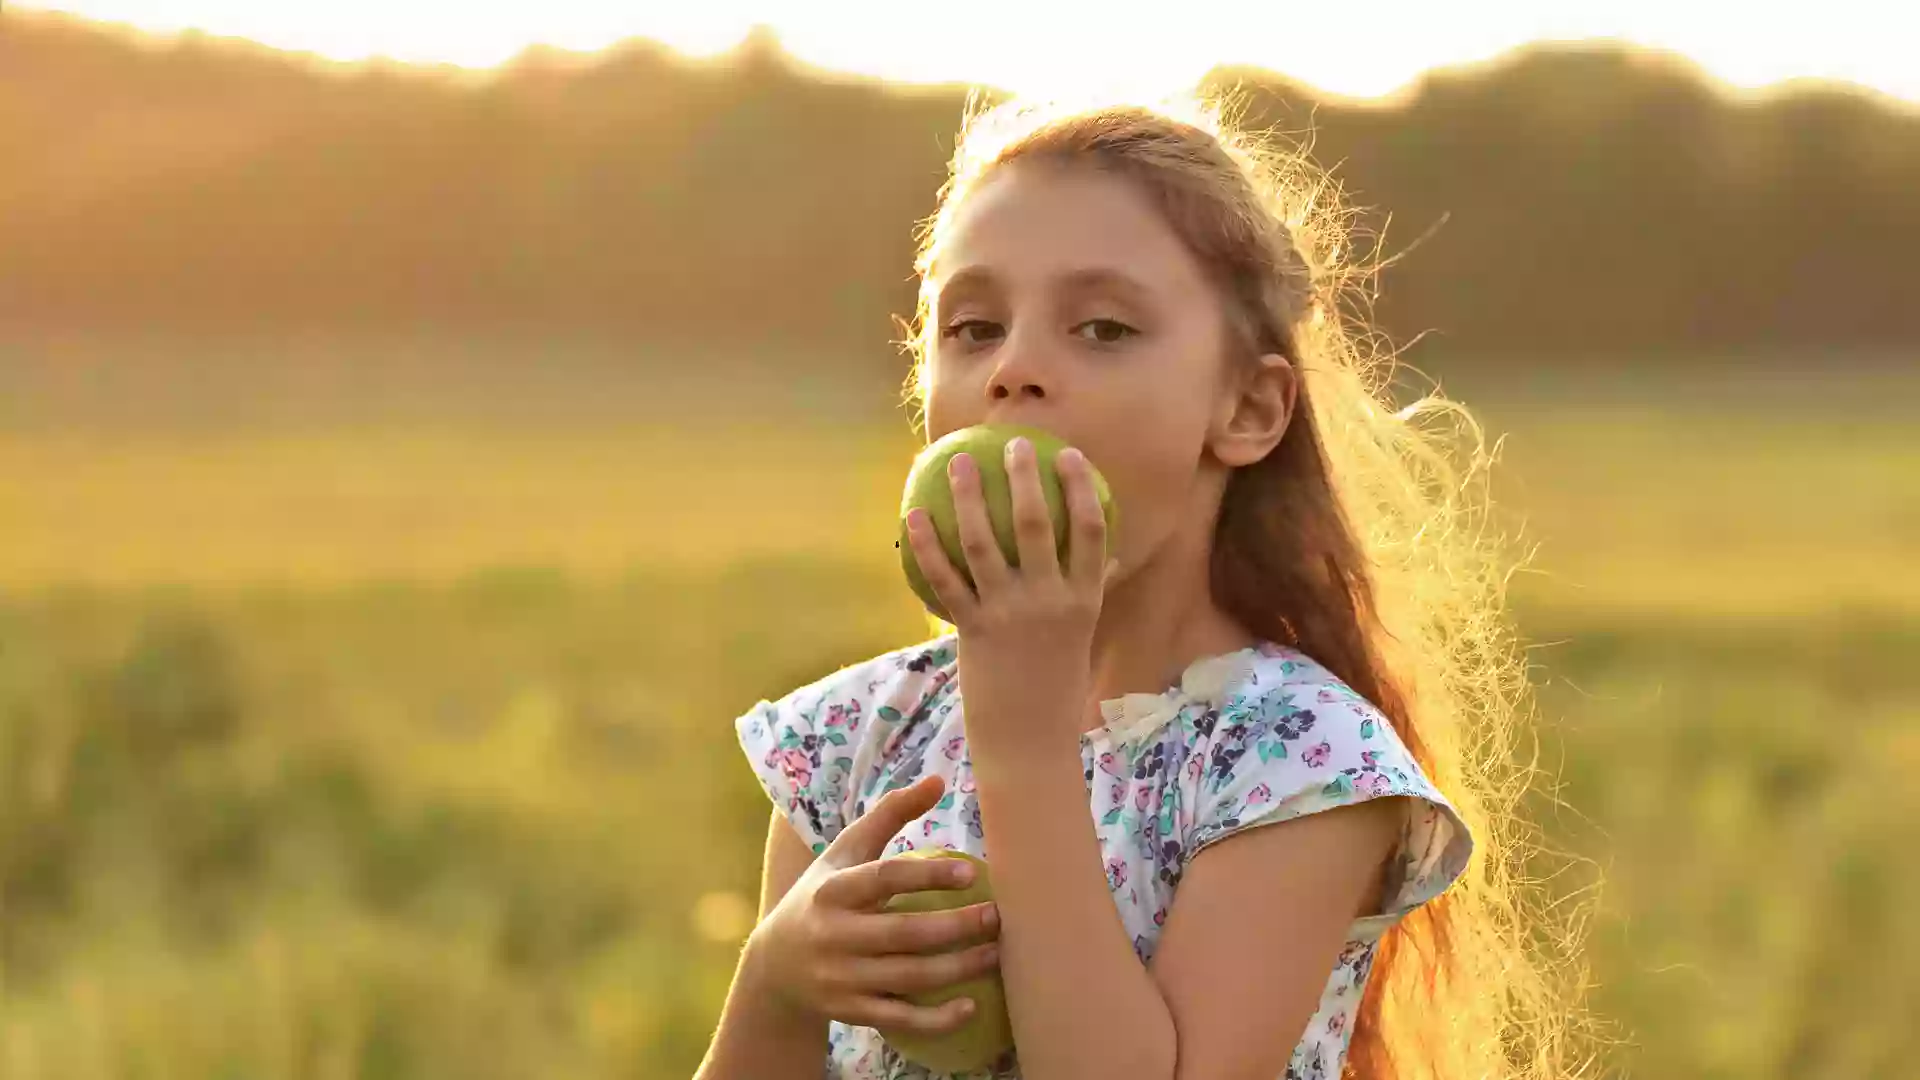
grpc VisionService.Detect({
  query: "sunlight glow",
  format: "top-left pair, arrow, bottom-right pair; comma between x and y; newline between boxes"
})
16,0 -> 1920,105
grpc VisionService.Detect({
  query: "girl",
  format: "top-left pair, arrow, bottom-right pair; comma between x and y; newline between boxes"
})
697,90 -> 1584,1080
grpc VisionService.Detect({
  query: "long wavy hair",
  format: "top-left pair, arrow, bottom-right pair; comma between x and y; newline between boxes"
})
897,87 -> 1597,1080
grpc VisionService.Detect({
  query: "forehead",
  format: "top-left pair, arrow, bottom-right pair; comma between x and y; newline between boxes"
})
928,161 -> 1211,302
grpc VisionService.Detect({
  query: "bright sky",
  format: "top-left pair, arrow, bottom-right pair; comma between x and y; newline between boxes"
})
19,0 -> 1920,105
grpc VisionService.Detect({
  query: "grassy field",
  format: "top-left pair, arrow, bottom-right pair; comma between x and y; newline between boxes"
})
0,350 -> 1915,1078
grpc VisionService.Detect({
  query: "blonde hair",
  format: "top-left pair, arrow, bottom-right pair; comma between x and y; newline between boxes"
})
898,87 -> 1598,1080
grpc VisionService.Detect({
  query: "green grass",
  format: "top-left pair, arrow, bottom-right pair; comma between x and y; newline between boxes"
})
0,357 -> 1914,1077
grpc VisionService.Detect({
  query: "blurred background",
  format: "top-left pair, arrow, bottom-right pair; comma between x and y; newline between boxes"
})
2,3 -> 1916,1077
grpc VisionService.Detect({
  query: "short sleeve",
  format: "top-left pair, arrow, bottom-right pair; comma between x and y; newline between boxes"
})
733,640 -> 954,855
1183,677 -> 1474,937
734,667 -> 883,854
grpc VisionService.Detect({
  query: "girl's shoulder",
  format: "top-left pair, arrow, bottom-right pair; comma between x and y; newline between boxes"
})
1099,642 -> 1475,939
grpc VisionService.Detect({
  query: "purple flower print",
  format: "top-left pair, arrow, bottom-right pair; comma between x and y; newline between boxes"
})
1303,741 -> 1333,768
1208,725 -> 1249,782
1271,707 -> 1317,741
1134,741 -> 1169,782
943,735 -> 965,761
1156,839 -> 1184,888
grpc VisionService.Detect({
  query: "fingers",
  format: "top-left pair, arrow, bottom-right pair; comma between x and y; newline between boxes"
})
947,452 -> 1012,595
905,508 -> 978,623
1057,446 -> 1110,589
1004,436 -> 1061,579
817,847 -> 981,911
840,939 -> 1001,996
822,775 -> 946,867
820,898 -> 1000,956
839,993 -> 980,1038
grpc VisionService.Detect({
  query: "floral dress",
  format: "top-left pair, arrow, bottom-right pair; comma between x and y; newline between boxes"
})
734,634 -> 1473,1080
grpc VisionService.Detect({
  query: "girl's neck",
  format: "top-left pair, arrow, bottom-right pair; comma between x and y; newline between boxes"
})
1083,520 -> 1254,728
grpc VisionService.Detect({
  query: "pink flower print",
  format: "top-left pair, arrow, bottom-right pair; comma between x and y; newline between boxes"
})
1098,751 -> 1125,777
1184,755 -> 1204,783
1358,772 -> 1394,798
922,818 -> 943,837
1105,857 -> 1128,889
1109,783 -> 1128,807
1153,906 -> 1167,926
958,772 -> 977,795
1135,785 -> 1153,811
943,735 -> 966,761
1327,1011 -> 1347,1036
1318,687 -> 1340,704
770,748 -> 812,789
1246,782 -> 1273,806
1361,749 -> 1382,768
1302,741 -> 1333,768
824,702 -> 850,728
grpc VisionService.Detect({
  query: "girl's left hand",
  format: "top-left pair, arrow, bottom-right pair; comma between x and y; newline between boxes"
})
904,435 -> 1114,757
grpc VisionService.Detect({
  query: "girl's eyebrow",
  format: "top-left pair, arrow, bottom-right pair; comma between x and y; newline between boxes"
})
935,265 -> 1154,312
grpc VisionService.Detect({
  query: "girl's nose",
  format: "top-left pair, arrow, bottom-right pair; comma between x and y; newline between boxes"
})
988,377 -> 1046,401
985,333 -> 1052,402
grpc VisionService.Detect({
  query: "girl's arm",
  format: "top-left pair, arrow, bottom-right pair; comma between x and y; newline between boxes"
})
975,746 -> 1401,1080
693,812 -> 827,1080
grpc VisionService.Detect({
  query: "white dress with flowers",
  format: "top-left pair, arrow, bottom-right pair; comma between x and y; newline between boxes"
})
734,633 -> 1473,1080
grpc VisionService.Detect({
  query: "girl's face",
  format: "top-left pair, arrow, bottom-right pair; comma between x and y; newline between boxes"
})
921,160 -> 1288,574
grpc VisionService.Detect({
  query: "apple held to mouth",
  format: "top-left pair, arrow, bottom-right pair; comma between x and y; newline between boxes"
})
898,423 -> 1119,621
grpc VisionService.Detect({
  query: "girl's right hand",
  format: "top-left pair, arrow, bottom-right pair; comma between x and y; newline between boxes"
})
744,775 -> 1002,1037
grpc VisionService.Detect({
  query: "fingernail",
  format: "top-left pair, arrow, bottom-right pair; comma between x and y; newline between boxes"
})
1059,447 -> 1083,468
948,453 -> 972,479
1006,436 -> 1028,460
958,997 -> 976,1016
948,862 -> 973,886
981,944 -> 1000,965
983,903 -> 1000,929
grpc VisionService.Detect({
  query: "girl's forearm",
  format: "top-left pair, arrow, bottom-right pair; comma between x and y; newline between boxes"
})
973,740 -> 1178,1080
694,945 -> 828,1080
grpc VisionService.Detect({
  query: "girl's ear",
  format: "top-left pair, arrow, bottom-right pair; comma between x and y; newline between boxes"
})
1210,352 -> 1296,468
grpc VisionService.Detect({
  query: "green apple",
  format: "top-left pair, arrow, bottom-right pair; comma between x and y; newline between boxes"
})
898,423 -> 1119,621
879,848 -> 1014,1073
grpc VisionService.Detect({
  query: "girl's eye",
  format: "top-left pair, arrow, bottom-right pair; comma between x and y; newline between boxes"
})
939,319 -> 1003,346
1075,319 -> 1138,345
